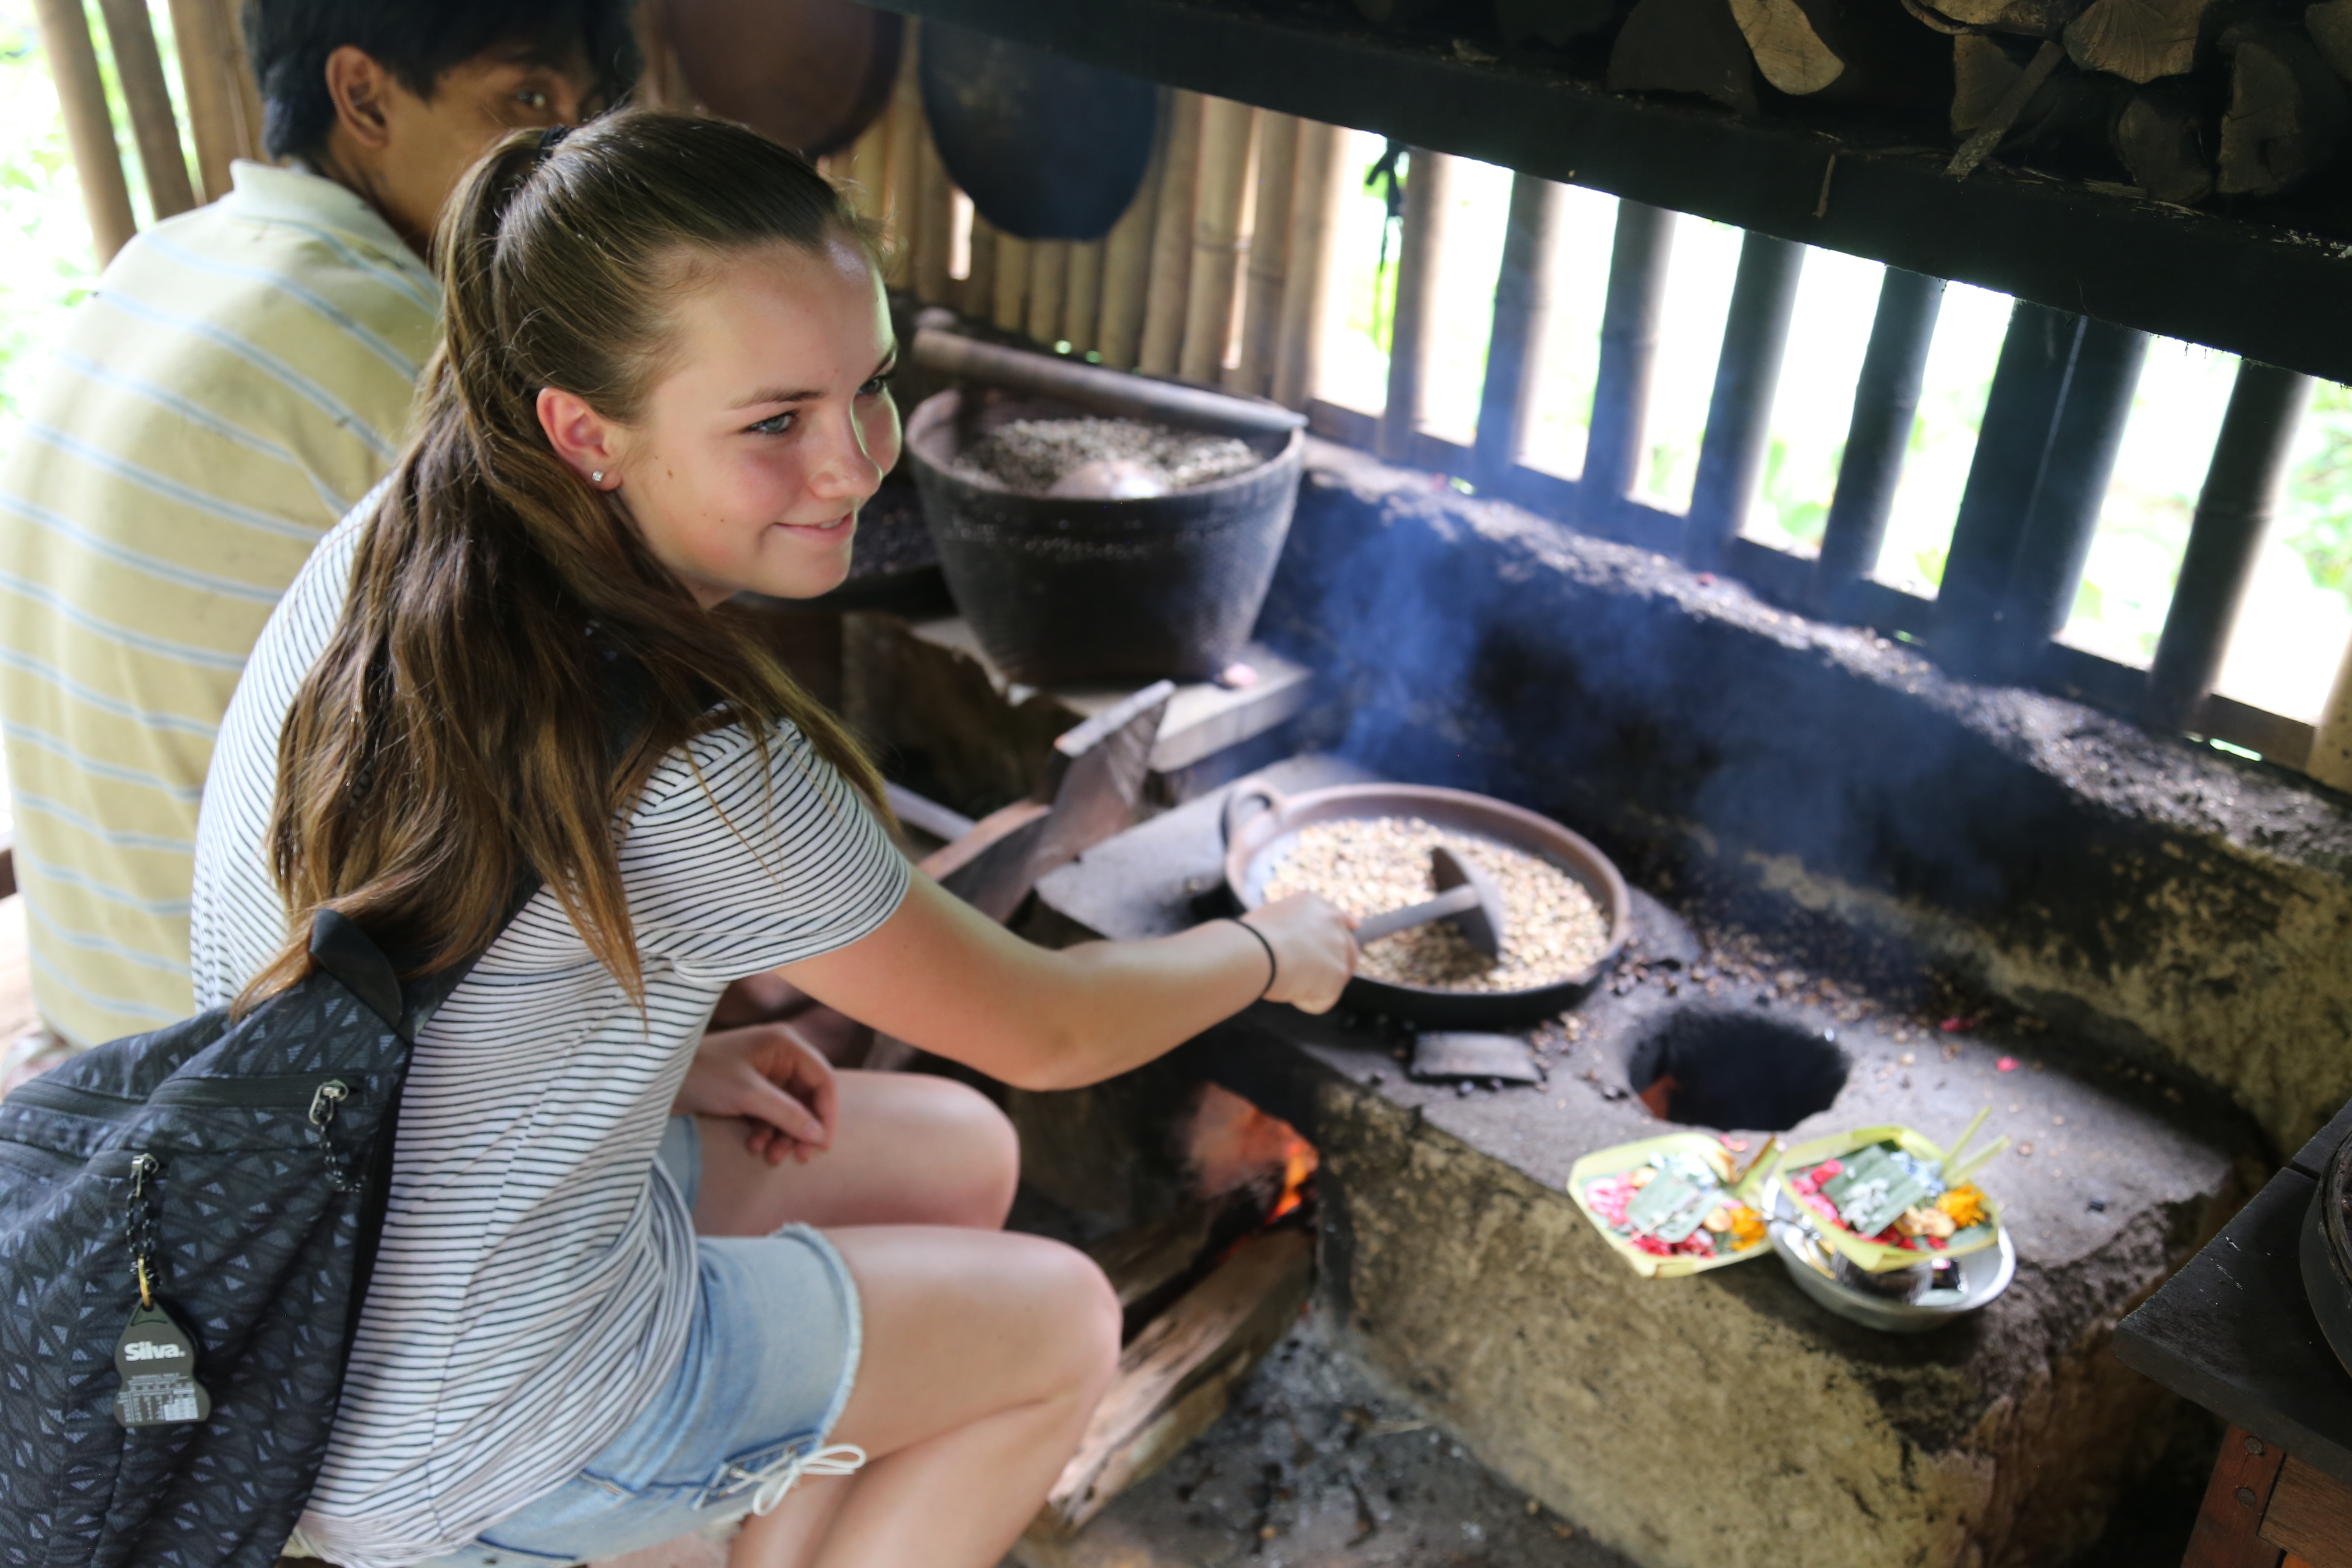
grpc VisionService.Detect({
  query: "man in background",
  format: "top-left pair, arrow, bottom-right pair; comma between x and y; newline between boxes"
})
0,1 -> 636,1076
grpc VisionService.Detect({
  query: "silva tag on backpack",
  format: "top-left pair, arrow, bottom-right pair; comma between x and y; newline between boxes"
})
113,1302 -> 212,1427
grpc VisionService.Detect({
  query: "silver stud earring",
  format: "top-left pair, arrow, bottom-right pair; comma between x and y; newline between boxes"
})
590,471 -> 605,484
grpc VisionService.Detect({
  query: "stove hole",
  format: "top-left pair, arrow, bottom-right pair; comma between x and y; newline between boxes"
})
1625,1011 -> 1849,1132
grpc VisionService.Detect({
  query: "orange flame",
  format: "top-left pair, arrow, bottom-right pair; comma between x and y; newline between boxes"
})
1184,1083 -> 1319,1225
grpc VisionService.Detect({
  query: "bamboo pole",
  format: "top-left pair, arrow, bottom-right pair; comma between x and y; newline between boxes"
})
34,0 -> 136,263
166,0 -> 243,199
881,24 -> 922,288
1096,98 -> 1170,371
1379,149 -> 1452,463
1026,239 -> 1069,345
219,0 -> 265,165
1472,173 -> 1564,485
1231,112 -> 1298,397
994,233 -> 1030,334
96,0 -> 196,220
964,212 -> 998,320
1179,97 -> 1256,384
1271,120 -> 1344,412
913,132 -> 956,305
1137,89 -> 1204,377
1064,240 -> 1104,353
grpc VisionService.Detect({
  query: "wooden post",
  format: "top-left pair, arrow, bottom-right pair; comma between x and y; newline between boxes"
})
34,0 -> 136,263
1581,201 -> 1674,526
913,133 -> 956,305
1813,268 -> 1945,620
1685,230 -> 1803,569
1378,148 -> 1451,463
1472,173 -> 1564,486
1179,97 -> 1255,384
882,23 -> 923,289
1271,119 -> 1344,412
1027,239 -> 1069,346
994,233 -> 1031,335
1137,90 -> 1204,377
1098,98 -> 1171,371
964,214 -> 999,322
2147,362 -> 2314,735
1064,240 -> 1105,354
97,0 -> 196,220
1231,112 -> 1299,396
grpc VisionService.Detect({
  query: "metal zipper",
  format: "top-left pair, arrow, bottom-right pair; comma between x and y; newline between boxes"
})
5,1073 -> 357,1116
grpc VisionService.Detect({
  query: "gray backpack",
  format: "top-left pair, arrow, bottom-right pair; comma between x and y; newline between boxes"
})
0,901 -> 534,1568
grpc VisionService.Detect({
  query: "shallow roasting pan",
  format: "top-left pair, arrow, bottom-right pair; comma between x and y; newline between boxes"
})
1221,782 -> 1629,1028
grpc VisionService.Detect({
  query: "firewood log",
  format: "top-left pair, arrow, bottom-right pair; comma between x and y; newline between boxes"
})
2217,23 -> 2350,194
2309,0 -> 2352,81
1906,0 -> 2084,38
1496,0 -> 1628,46
1732,0 -> 1846,94
1608,0 -> 1760,113
2117,78 -> 2216,199
1759,0 -> 1954,108
2061,0 -> 2219,83
1954,32 -> 2027,129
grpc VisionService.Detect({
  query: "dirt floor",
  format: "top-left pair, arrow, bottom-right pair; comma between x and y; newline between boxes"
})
1009,1312 -> 1634,1568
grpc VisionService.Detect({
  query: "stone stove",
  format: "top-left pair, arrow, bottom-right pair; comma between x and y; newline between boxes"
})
1020,755 -> 2250,1568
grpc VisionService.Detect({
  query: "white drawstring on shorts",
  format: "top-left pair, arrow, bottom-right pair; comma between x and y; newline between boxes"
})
735,1442 -> 868,1516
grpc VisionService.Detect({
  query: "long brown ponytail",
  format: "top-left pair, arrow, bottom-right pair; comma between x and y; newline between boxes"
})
244,112 -> 889,1005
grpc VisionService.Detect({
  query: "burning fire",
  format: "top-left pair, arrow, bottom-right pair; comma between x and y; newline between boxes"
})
1184,1083 -> 1318,1224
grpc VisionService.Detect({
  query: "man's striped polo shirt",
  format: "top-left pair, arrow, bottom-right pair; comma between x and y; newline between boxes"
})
0,160 -> 436,1046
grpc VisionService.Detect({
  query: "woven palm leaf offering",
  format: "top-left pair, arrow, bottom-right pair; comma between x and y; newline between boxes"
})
1773,1109 -> 2009,1273
1568,1133 -> 1780,1279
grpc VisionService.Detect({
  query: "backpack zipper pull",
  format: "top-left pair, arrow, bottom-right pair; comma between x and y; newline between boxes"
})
309,1079 -> 361,1194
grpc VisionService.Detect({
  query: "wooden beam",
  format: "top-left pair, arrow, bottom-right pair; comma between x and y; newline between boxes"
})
1812,268 -> 1944,619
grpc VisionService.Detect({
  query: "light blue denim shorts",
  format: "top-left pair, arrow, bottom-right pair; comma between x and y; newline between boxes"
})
410,1116 -> 865,1566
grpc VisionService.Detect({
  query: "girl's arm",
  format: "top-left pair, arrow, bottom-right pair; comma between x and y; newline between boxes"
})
778,875 -> 1356,1091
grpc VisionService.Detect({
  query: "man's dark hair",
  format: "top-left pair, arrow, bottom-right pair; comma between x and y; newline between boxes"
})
244,0 -> 642,159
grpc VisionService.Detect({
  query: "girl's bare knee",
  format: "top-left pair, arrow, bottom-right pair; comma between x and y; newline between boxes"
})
918,1077 -> 1018,1229
1040,1243 -> 1122,1406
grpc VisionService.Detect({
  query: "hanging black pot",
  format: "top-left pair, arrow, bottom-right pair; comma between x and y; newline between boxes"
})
919,23 -> 1158,241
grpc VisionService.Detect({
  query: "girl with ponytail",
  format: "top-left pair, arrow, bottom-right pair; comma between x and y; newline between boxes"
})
190,112 -> 1356,1568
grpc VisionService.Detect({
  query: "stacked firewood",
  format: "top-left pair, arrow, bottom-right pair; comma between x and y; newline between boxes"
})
1350,0 -> 2352,206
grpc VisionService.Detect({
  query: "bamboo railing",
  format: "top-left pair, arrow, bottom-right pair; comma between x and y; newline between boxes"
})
34,0 -> 262,266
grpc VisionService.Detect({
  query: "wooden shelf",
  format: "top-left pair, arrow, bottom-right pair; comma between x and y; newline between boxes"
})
883,0 -> 2352,384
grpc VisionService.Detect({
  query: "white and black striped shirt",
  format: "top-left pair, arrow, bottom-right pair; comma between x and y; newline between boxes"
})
189,510 -> 910,1566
